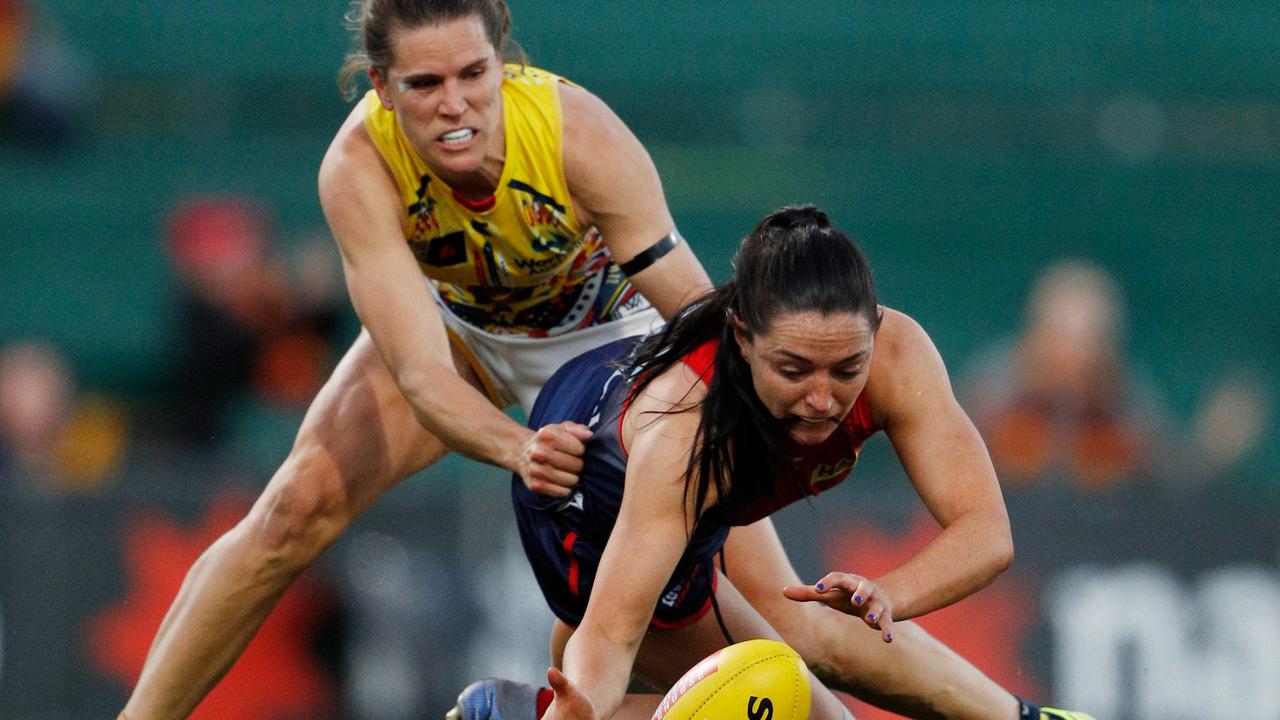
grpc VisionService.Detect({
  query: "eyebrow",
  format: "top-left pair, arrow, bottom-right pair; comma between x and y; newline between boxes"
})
397,58 -> 489,87
775,348 -> 871,366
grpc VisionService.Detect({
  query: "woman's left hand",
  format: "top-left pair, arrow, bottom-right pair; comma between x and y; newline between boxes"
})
782,571 -> 896,642
542,666 -> 598,720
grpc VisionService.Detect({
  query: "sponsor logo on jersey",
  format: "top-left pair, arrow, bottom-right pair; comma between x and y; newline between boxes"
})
556,491 -> 585,513
660,580 -> 686,608
810,457 -> 855,487
613,289 -> 649,318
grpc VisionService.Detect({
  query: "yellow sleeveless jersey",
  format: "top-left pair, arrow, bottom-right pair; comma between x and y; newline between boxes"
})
362,64 -> 649,337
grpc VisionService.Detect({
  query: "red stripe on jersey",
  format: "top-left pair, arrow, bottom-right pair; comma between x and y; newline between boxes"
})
451,189 -> 497,213
563,531 -> 580,595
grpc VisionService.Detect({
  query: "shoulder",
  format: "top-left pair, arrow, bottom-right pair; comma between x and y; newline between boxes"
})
558,80 -> 644,177
317,100 -> 405,248
631,360 -> 709,418
871,308 -> 935,367
500,68 -> 641,215
318,100 -> 387,202
563,79 -> 637,152
558,81 -> 617,138
864,307 -> 952,424
622,360 -> 708,447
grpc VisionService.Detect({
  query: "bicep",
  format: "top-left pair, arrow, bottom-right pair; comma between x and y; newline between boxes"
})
560,85 -> 711,318
318,122 -> 455,376
877,315 -> 1005,527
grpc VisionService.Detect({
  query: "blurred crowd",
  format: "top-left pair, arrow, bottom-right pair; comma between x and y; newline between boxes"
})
960,259 -> 1272,494
0,0 -> 89,149
160,196 -> 346,448
1,0 -> 1273,502
2,239 -> 1271,500
0,194 -> 347,496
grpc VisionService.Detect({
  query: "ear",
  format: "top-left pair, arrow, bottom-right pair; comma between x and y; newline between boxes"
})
369,68 -> 395,110
730,315 -> 753,364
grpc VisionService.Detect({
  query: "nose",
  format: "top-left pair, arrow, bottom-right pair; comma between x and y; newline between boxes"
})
804,376 -> 834,415
438,78 -> 467,117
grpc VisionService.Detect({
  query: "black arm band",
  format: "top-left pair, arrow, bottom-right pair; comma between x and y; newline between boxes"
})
618,229 -> 683,277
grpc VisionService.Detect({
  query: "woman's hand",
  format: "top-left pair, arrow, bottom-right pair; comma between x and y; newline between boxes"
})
515,421 -> 593,497
542,666 -> 598,720
782,571 -> 896,642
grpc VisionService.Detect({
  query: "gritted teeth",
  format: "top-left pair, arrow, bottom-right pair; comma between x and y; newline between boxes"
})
439,128 -> 475,145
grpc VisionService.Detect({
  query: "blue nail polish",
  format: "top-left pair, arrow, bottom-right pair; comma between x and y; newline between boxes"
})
853,595 -> 863,604
886,633 -> 894,642
815,582 -> 825,591
867,613 -> 877,623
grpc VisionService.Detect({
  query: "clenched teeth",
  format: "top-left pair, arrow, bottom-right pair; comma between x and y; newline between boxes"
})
440,128 -> 474,145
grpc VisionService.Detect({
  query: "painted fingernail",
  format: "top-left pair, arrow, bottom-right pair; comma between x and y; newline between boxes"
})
886,632 -> 894,642
853,595 -> 863,604
867,613 -> 877,623
815,582 -> 826,591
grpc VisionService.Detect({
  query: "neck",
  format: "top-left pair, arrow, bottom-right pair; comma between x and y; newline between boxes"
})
443,95 -> 506,198
438,159 -> 502,198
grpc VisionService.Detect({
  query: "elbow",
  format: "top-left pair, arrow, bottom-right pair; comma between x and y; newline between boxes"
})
394,368 -> 431,405
577,608 -> 649,657
993,535 -> 1015,577
988,525 -> 1015,579
393,368 -> 442,421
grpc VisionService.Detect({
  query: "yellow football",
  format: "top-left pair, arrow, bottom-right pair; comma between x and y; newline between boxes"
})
651,639 -> 811,720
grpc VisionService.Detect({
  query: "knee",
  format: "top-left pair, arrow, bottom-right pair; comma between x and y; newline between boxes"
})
247,441 -> 353,569
785,609 -> 885,691
773,608 -> 846,683
788,617 -> 849,681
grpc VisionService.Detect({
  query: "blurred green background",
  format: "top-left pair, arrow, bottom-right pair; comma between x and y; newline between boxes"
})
4,1 -> 1275,496
5,3 -> 1276,411
2,3 -> 1278,718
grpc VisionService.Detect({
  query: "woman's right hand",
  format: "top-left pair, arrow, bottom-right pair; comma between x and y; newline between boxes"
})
543,666 -> 597,720
514,421 -> 593,497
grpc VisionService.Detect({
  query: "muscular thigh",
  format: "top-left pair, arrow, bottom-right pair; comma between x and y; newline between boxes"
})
722,520 -> 863,659
283,328 -> 491,518
723,519 -> 934,689
722,519 -> 810,625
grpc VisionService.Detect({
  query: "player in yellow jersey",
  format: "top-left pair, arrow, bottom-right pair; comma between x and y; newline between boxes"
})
118,3 -> 1089,720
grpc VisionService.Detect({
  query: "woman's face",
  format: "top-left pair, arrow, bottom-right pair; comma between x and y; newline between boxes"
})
735,310 -> 875,445
373,15 -> 504,181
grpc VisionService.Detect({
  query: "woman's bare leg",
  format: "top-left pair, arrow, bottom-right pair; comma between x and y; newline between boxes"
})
122,330 -> 483,720
724,519 -> 1020,720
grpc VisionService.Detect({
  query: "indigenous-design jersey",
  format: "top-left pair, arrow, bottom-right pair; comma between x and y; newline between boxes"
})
362,64 -> 648,336
512,336 -> 877,627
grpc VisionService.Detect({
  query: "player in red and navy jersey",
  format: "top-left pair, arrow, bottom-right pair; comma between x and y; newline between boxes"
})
455,206 -> 1096,720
